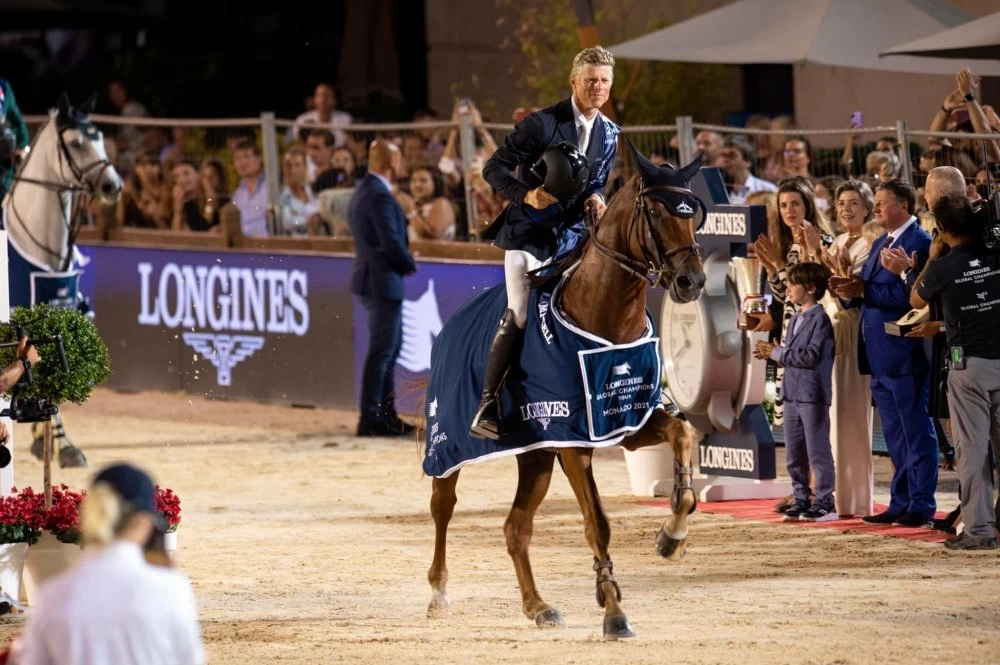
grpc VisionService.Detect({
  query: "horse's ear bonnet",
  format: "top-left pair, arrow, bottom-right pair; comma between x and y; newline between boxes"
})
530,141 -> 591,203
53,93 -> 99,136
628,142 -> 706,229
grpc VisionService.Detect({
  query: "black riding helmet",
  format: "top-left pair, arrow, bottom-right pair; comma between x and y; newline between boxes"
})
529,141 -> 591,203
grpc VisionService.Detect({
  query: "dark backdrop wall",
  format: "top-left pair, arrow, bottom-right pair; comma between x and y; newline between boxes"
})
0,0 -> 427,120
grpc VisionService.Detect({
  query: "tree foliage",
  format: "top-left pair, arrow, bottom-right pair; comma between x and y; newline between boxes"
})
495,0 -> 741,126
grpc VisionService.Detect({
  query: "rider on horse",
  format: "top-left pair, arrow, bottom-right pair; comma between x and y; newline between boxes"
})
471,46 -> 621,440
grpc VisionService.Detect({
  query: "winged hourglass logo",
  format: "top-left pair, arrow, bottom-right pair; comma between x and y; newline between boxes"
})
182,333 -> 265,386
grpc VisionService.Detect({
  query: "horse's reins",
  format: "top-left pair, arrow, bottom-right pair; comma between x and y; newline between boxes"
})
5,120 -> 112,270
587,181 -> 702,288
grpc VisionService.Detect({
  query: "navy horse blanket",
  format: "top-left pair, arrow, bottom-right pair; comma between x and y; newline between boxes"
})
423,276 -> 663,478
2,209 -> 88,312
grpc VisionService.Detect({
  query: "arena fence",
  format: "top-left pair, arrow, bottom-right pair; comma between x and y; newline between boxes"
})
24,111 -> 1000,241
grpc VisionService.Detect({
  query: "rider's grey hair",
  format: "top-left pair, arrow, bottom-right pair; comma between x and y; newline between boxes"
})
571,46 -> 615,79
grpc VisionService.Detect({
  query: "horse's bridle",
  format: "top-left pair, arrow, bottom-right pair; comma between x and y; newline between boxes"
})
6,121 -> 114,270
587,181 -> 703,289
13,124 -> 114,195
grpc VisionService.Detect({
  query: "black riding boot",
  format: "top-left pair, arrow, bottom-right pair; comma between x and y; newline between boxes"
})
469,308 -> 521,440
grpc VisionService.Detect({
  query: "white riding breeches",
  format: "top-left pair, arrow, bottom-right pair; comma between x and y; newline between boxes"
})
504,250 -> 550,329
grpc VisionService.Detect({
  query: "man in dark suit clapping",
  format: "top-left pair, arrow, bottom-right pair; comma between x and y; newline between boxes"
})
831,179 -> 938,527
349,140 -> 417,437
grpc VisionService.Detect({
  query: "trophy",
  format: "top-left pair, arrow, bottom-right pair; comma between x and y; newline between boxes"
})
731,256 -> 767,331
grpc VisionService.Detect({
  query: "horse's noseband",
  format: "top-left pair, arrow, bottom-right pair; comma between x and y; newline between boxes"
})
588,181 -> 702,288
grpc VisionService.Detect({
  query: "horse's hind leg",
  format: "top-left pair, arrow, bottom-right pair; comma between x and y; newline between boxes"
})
623,409 -> 697,561
506,448 -> 563,628
427,471 -> 460,617
559,448 -> 635,639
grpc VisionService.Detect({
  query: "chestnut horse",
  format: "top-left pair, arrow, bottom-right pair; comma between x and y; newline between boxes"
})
426,147 -> 707,639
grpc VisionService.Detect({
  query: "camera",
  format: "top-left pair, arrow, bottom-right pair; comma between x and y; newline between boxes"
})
4,395 -> 59,423
973,192 -> 1000,251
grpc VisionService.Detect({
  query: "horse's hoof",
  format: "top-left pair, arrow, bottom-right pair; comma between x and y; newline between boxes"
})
59,445 -> 87,469
603,614 -> 636,639
534,607 -> 565,629
30,437 -> 43,461
426,590 -> 451,618
655,527 -> 688,561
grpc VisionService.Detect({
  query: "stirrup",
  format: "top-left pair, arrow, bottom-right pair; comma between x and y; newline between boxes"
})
469,393 -> 503,440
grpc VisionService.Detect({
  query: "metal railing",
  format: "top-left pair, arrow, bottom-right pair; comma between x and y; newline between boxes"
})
23,112 -> 1000,242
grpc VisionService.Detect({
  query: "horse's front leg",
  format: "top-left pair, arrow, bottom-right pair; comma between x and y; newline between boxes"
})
506,449 -> 563,627
622,409 -> 696,561
559,448 -> 635,639
427,471 -> 460,617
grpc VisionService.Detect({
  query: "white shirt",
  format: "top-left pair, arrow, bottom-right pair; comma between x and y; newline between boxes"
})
370,171 -> 393,193
231,174 -> 269,237
287,109 -> 353,148
729,173 -> 778,204
570,97 -> 598,154
887,215 -> 917,247
20,542 -> 205,665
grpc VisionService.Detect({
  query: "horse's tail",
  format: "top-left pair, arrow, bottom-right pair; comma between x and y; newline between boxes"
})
399,375 -> 429,458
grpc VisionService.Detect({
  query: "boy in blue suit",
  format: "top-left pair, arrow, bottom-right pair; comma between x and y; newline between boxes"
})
756,262 -> 838,521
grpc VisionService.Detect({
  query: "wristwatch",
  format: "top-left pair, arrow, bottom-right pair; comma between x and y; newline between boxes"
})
964,92 -> 975,102
19,358 -> 31,374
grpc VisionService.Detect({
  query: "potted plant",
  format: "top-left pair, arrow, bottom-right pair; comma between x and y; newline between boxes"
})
155,485 -> 182,553
18,485 -> 85,604
0,491 -> 41,602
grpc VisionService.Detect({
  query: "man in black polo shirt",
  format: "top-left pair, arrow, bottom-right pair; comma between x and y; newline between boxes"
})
911,194 -> 1000,551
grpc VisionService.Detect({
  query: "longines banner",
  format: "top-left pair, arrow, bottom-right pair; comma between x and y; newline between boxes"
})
77,243 -> 658,413
78,244 -> 356,408
77,243 -> 509,411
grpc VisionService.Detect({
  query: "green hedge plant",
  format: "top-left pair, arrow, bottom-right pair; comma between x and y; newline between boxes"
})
0,305 -> 111,404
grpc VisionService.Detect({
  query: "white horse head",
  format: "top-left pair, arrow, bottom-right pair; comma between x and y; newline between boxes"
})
4,92 -> 123,271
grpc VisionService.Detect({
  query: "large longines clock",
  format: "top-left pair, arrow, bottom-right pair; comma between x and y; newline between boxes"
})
662,252 -> 763,438
657,166 -> 779,485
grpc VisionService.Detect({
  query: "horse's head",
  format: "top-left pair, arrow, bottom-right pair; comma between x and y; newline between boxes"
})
51,92 -> 123,204
610,143 -> 706,303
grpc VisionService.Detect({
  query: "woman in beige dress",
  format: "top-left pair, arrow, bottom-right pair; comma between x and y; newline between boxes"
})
820,180 -> 878,517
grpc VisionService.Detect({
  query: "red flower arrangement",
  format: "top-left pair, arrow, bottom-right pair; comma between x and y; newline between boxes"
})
4,486 -> 85,544
154,485 -> 181,533
0,490 -> 41,545
0,485 -> 182,545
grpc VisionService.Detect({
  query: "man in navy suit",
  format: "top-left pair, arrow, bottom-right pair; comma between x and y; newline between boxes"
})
831,179 -> 938,527
471,46 -> 621,440
349,140 -> 417,437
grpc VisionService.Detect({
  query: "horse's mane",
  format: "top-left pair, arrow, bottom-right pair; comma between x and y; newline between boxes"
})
526,176 -> 638,289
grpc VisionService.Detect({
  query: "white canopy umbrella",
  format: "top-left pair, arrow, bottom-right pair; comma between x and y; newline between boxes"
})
881,10 -> 1000,61
608,0 -> 1000,76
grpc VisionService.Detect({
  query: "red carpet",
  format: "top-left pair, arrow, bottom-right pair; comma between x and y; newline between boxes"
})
636,499 -> 951,544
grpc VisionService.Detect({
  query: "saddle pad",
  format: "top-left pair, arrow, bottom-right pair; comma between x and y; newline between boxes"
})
423,276 -> 662,478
